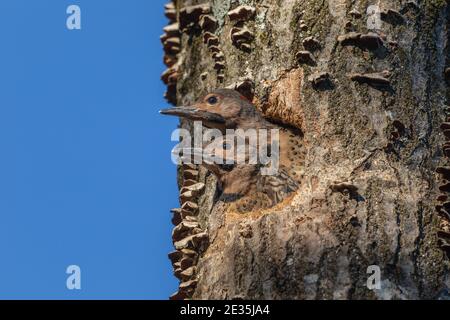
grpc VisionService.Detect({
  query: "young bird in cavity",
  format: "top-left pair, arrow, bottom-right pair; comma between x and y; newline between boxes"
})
160,89 -> 305,212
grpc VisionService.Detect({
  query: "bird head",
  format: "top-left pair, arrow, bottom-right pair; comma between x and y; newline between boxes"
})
160,89 -> 270,130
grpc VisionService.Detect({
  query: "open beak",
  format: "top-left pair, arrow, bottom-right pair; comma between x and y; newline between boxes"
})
160,106 -> 226,124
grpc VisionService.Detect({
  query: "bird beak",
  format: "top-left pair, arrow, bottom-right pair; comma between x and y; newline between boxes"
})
159,106 -> 226,124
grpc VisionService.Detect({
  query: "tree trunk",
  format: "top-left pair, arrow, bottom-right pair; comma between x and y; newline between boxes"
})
161,0 -> 450,299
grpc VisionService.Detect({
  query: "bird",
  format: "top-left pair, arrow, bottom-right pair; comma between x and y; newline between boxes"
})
160,89 -> 305,213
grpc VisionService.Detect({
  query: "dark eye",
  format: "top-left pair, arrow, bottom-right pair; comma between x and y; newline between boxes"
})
207,96 -> 218,105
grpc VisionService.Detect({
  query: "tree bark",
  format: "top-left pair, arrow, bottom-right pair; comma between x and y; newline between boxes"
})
161,0 -> 450,299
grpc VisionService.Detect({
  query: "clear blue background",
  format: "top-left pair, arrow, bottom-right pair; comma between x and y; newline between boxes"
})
0,0 -> 180,299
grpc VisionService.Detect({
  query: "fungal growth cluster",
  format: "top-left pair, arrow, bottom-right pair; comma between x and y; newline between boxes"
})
179,2 -> 227,82
161,1 -> 181,105
228,5 -> 256,52
436,65 -> 450,258
168,163 -> 209,300
294,15 -> 334,90
334,5 -> 403,92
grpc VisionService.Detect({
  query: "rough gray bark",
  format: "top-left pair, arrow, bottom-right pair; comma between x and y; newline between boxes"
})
161,0 -> 450,299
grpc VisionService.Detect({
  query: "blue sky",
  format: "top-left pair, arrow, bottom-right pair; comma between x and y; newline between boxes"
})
0,0 -> 180,299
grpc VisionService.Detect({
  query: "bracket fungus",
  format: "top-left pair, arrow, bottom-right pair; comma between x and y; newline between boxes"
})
302,37 -> 321,52
349,8 -> 362,19
227,5 -> 256,22
163,23 -> 180,37
181,201 -> 199,213
349,71 -> 391,90
164,2 -> 176,21
172,221 -> 202,242
380,9 -> 406,25
174,232 -> 209,251
338,32 -> 385,51
183,169 -> 199,180
170,208 -> 182,226
230,27 -> 254,49
212,51 -> 225,61
199,14 -> 217,32
203,32 -> 220,47
308,71 -> 333,90
179,3 -> 211,31
296,51 -> 316,66
208,45 -> 221,53
180,266 -> 197,281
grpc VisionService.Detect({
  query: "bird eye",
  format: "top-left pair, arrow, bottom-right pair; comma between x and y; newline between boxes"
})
207,96 -> 218,105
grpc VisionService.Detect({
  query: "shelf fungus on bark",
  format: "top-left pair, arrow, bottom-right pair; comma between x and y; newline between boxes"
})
437,167 -> 450,181
180,266 -> 197,281
183,169 -> 199,180
174,232 -> 209,251
349,71 -> 392,90
180,256 -> 196,270
181,201 -> 199,212
183,179 -> 199,187
179,279 -> 198,295
163,55 -> 178,68
330,182 -> 361,200
161,67 -> 178,85
161,17 -> 180,105
227,5 -> 256,22
170,208 -> 182,226
299,20 -> 308,31
437,230 -> 450,255
439,183 -> 450,193
179,3 -> 211,31
162,37 -> 181,55
203,32 -> 220,47
214,61 -> 226,71
172,220 -> 202,242
182,182 -> 205,194
443,130 -> 450,140
164,2 -> 176,21
380,9 -> 406,25
443,143 -> 450,157
338,32 -> 385,51
308,71 -> 333,90
400,1 -> 420,14
163,23 -> 180,38
217,72 -> 225,82
330,182 -> 358,194
180,183 -> 205,202
349,8 -> 362,19
173,262 -> 182,277
168,250 -> 182,266
436,204 -> 450,221
170,280 -> 198,300
345,21 -> 355,32
296,51 -> 316,66
182,163 -> 198,171
230,27 -> 254,50
199,14 -> 217,32
169,290 -> 187,300
208,45 -> 221,53
227,79 -> 255,101
212,52 -> 225,62
302,37 -> 321,52
181,248 -> 198,259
